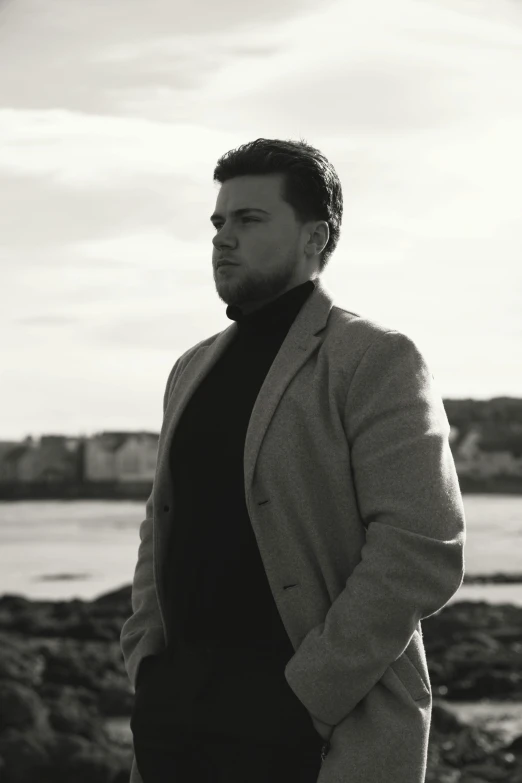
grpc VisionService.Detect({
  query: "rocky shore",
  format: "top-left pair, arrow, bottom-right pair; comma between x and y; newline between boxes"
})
0,584 -> 521,782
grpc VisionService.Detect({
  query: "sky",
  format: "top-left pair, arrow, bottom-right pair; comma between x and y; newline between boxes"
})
0,0 -> 521,441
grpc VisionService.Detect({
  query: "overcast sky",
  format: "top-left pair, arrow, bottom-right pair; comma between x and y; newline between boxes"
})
1,0 -> 521,441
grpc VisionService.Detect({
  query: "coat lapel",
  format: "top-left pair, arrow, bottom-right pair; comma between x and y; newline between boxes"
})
155,277 -> 334,512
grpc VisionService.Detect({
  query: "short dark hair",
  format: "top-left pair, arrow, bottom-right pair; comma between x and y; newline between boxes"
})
213,138 -> 343,273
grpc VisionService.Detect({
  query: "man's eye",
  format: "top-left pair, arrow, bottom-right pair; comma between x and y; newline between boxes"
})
213,217 -> 258,231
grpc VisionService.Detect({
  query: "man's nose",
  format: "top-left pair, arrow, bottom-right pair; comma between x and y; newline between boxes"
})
212,229 -> 236,250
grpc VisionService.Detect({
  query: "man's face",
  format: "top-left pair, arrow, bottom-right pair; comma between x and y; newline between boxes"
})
210,173 -> 316,315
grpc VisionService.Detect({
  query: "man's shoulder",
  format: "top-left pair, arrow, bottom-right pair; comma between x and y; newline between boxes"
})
178,309 -> 418,360
328,304 -> 415,353
171,305 -> 421,380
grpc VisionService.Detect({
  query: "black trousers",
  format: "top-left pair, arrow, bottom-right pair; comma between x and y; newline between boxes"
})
131,646 -> 326,782
134,733 -> 323,782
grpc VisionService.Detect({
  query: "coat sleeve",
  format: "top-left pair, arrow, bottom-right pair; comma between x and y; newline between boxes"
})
284,329 -> 466,726
119,358 -> 181,690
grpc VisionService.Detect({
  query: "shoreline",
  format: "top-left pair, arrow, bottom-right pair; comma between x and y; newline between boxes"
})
0,474 -> 522,500
462,572 -> 522,584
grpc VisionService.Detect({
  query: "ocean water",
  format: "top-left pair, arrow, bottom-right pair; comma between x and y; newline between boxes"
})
0,494 -> 521,605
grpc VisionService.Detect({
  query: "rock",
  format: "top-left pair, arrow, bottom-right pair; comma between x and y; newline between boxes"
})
0,587 -> 131,642
97,671 -> 134,716
39,681 -> 98,710
38,643 -> 101,689
422,601 -> 522,700
448,671 -> 522,701
431,701 -> 467,733
0,681 -> 50,735
59,745 -> 121,783
92,585 -> 132,609
0,728 -> 54,783
0,635 -> 45,689
465,631 -> 502,652
43,684 -> 105,740
47,734 -> 127,783
507,735 -> 522,755
35,634 -> 125,691
461,763 -> 510,780
47,733 -> 93,761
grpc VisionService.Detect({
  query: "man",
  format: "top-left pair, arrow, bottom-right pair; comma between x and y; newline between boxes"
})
121,138 -> 466,783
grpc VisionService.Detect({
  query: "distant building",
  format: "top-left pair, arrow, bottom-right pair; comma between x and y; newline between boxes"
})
454,426 -> 522,478
0,435 -> 80,483
455,428 -> 482,461
0,440 -> 29,481
2,407 -> 522,489
114,433 -> 158,482
84,431 -> 158,482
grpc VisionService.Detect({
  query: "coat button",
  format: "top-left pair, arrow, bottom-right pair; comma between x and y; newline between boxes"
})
163,505 -> 169,512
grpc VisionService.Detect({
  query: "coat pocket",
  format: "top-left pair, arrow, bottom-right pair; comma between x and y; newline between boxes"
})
389,632 -> 431,702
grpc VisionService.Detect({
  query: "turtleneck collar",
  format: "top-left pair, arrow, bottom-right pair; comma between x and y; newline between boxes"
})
226,279 -> 316,335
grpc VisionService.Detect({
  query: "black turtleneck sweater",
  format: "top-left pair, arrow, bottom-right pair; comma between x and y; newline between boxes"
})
163,278 -> 316,656
133,279 -> 322,749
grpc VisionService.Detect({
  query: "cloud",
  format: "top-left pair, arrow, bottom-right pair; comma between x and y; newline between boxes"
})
0,0 -> 319,114
16,315 -> 80,326
0,169 -> 217,264
0,110 -> 238,186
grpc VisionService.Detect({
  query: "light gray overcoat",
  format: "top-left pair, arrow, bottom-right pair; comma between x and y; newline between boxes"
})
121,277 -> 466,783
